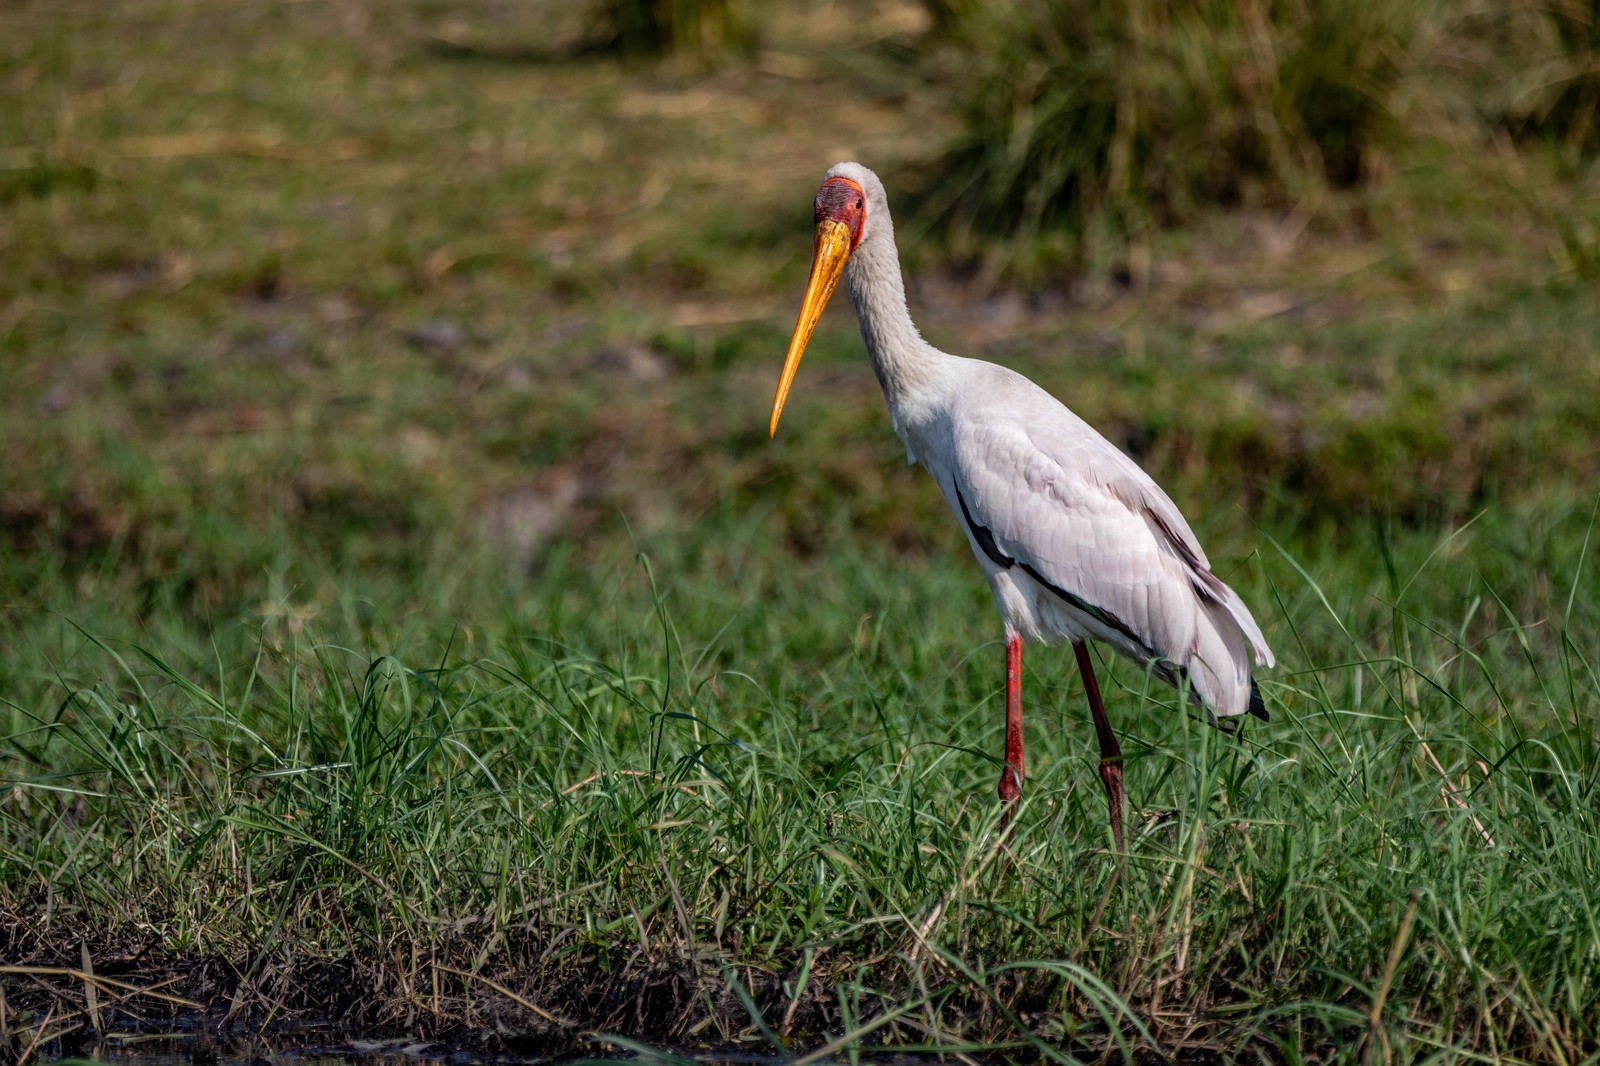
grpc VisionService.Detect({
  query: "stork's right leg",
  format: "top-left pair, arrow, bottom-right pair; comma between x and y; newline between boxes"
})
998,634 -> 1024,818
1073,642 -> 1125,851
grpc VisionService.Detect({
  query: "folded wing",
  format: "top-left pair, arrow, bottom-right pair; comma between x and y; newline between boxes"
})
947,382 -> 1272,718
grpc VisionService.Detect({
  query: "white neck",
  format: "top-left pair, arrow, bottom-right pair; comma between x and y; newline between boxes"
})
844,220 -> 938,408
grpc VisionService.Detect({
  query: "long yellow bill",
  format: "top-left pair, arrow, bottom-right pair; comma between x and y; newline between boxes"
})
770,218 -> 854,436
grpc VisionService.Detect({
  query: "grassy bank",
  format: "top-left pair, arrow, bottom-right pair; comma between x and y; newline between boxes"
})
4,502 -> 1599,1061
3,0 -> 1600,1061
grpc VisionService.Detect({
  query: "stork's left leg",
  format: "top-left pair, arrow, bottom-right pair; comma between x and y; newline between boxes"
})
998,634 -> 1024,819
1073,642 -> 1125,851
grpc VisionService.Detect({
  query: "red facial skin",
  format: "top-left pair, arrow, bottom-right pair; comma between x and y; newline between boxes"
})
814,177 -> 866,249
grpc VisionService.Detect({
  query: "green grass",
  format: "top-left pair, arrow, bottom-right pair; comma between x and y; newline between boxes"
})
3,0 -> 1600,1061
4,505 -> 1599,1060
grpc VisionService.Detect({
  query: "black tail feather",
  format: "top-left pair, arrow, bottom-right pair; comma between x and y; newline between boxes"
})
1248,679 -> 1269,721
1153,657 -> 1269,727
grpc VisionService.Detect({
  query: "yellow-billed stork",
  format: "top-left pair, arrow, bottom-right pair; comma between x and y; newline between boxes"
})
769,162 -> 1275,849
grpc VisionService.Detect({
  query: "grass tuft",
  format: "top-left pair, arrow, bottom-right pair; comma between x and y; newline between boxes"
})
912,0 -> 1428,277
1486,0 -> 1600,156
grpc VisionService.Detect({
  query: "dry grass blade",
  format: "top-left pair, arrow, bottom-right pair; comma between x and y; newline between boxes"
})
1416,739 -> 1496,847
434,965 -> 580,1030
0,967 -> 206,1011
1360,888 -> 1421,1066
12,1007 -> 77,1066
79,942 -> 102,1038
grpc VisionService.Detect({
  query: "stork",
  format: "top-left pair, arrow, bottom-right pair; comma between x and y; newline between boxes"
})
769,163 -> 1274,850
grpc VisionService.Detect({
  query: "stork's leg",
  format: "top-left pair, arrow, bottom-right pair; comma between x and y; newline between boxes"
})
1073,642 -> 1124,851
998,634 -> 1024,818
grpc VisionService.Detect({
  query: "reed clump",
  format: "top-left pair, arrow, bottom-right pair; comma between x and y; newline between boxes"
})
915,0 -> 1420,273
915,0 -> 1600,275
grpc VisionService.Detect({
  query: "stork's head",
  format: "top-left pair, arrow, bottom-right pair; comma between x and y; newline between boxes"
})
769,162 -> 885,436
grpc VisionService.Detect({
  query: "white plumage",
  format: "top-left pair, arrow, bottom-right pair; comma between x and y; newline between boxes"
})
920,364 -> 1274,717
771,162 -> 1274,846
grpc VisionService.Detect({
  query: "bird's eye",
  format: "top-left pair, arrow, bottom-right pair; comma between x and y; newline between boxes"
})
856,199 -> 863,209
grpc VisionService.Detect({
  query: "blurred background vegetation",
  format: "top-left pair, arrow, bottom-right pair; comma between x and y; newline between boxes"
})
1,0 -> 1595,645
915,0 -> 1600,274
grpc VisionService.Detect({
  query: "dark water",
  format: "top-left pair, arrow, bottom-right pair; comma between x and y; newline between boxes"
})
34,1035 -> 843,1066
39,1036 -> 498,1066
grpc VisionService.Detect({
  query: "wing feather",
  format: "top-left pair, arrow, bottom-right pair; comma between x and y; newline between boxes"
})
939,366 -> 1273,714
